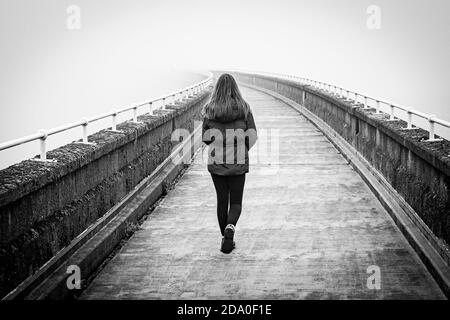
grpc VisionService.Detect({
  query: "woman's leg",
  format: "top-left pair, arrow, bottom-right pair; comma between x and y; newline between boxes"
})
210,174 -> 229,236
226,174 -> 246,227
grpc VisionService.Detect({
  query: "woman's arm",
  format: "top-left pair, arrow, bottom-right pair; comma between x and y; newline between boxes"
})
245,111 -> 258,150
202,118 -> 213,145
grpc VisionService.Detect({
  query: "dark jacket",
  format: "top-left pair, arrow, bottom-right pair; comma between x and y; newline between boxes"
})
202,106 -> 257,176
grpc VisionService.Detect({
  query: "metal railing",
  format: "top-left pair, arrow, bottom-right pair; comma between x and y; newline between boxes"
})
238,70 -> 450,142
0,72 -> 213,162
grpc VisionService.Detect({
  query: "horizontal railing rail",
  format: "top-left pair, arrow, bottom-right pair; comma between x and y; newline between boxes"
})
0,72 -> 213,162
235,70 -> 450,142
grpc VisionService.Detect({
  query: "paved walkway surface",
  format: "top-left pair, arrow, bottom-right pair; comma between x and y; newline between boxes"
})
81,87 -> 445,299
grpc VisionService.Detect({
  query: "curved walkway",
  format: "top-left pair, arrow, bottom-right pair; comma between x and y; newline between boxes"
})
81,87 -> 444,299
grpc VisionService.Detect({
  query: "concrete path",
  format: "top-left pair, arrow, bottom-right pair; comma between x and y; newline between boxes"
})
81,87 -> 445,299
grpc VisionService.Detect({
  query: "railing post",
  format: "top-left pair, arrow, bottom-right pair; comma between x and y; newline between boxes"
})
162,97 -> 166,110
82,119 -> 88,143
375,100 -> 380,113
364,96 -> 368,109
346,90 -> 349,100
407,109 -> 412,129
112,111 -> 117,131
354,93 -> 358,104
149,101 -> 153,115
39,129 -> 47,160
390,105 -> 395,120
429,115 -> 436,140
133,107 -> 138,122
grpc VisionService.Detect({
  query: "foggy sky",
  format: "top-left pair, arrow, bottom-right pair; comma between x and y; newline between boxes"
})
0,0 -> 449,166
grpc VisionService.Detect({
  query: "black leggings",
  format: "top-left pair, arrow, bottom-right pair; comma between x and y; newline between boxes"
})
210,174 -> 246,236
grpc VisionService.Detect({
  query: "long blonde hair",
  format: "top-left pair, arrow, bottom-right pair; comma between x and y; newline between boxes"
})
203,73 -> 250,120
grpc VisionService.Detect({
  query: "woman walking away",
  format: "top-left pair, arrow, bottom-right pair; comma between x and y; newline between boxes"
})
202,73 -> 257,254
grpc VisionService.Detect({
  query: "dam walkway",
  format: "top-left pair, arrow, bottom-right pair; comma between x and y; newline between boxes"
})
80,86 -> 445,299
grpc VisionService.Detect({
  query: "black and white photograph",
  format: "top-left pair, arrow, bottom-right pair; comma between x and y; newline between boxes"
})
0,0 -> 449,314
